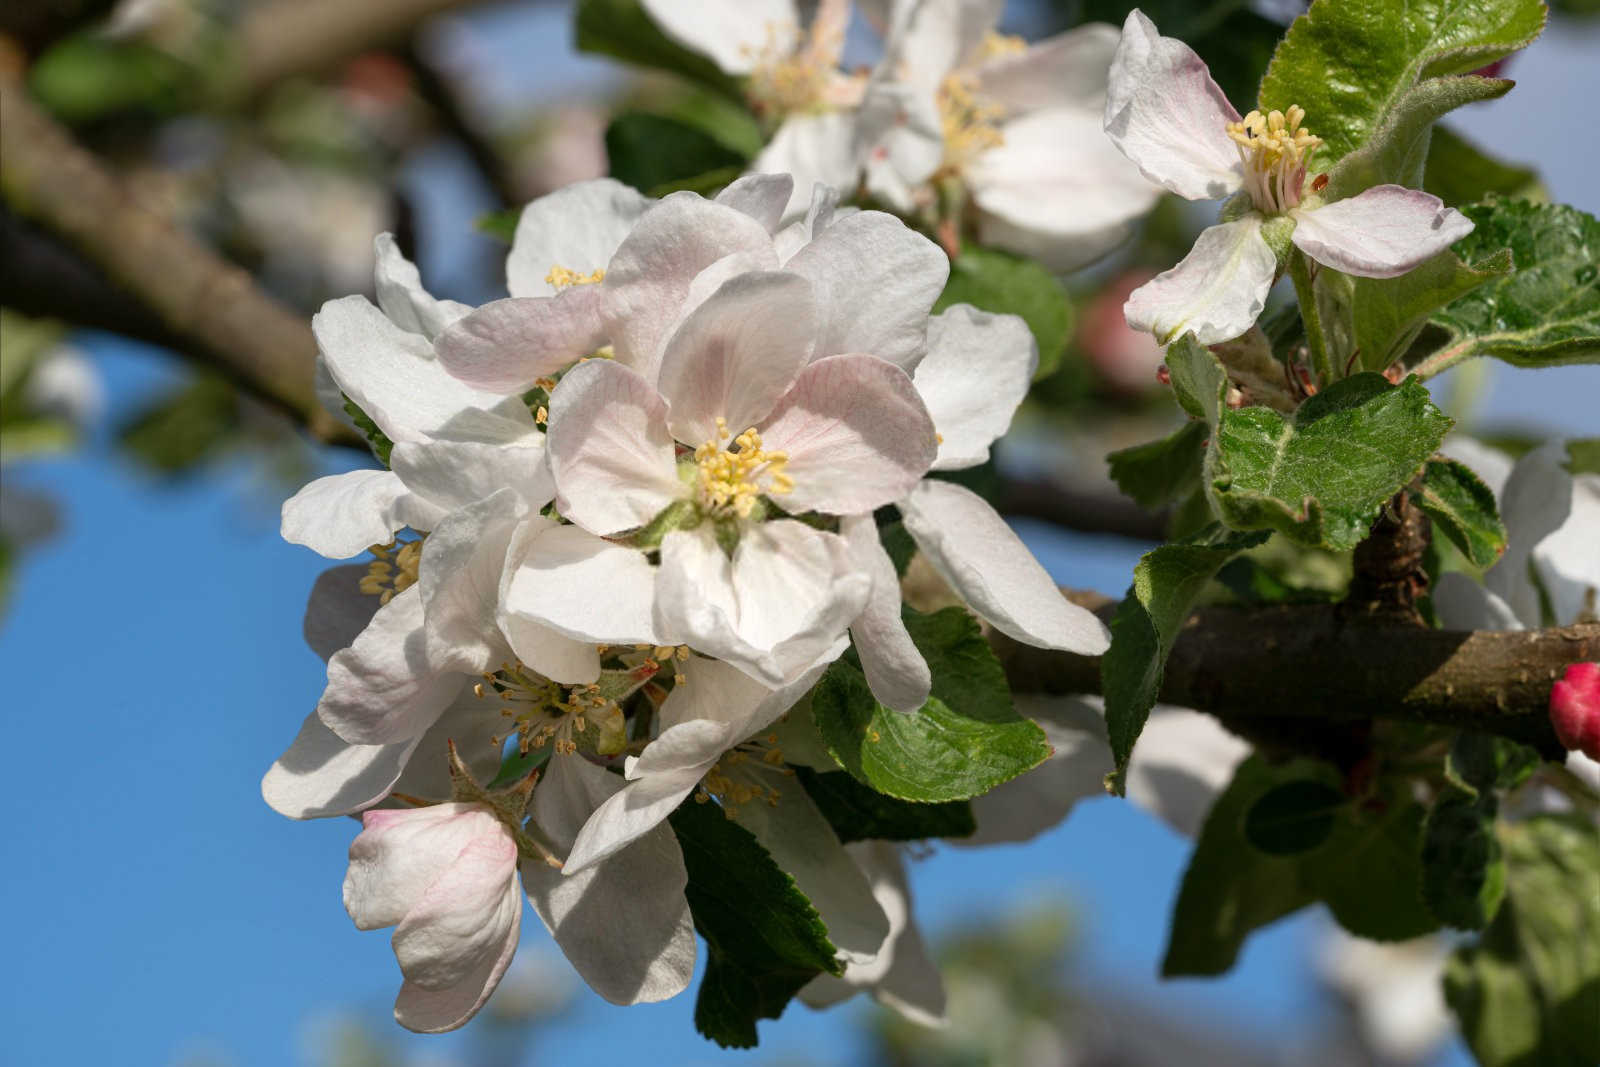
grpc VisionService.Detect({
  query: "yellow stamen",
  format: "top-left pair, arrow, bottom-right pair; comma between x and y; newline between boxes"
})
938,72 -> 1007,172
693,417 -> 793,519
361,539 -> 424,604
545,265 -> 605,290
1225,105 -> 1322,214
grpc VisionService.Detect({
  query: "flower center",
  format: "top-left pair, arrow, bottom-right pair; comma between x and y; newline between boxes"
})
1226,105 -> 1322,214
699,733 -> 792,816
744,4 -> 860,119
693,418 -> 793,520
545,265 -> 605,290
938,72 -> 1007,173
360,538 -> 422,603
478,662 -> 619,757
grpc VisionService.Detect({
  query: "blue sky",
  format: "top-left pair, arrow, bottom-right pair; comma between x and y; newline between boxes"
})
4,4 -> 1598,1065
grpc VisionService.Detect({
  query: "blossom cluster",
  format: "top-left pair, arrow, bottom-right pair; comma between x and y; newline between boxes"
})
265,170 -> 1113,1030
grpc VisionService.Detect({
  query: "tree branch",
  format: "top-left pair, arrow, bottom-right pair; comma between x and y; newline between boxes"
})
995,472 -> 1169,542
995,596 -> 1596,755
0,76 -> 354,444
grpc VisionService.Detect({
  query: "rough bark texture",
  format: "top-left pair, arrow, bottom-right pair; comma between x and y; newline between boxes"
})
1344,490 -> 1432,623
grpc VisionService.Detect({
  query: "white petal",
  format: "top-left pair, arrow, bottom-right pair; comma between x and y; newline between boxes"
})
545,359 -> 683,536
506,177 -> 651,298
262,712 -> 419,820
282,469 -> 410,560
773,183 -> 842,263
914,305 -> 1035,470
390,436 -> 553,516
343,803 -> 500,930
785,210 -> 948,370
750,114 -> 861,221
373,233 -> 470,340
1124,217 -> 1276,345
392,878 -> 520,1033
389,689 -> 507,804
731,787 -> 890,965
417,489 -> 521,675
969,106 -> 1160,272
655,271 -> 817,445
714,173 -> 795,233
901,479 -> 1110,653
960,695 -> 1112,845
655,523 -> 869,687
560,728 -> 721,873
1492,440 -> 1576,626
1125,706 -> 1251,839
319,585 -> 465,745
602,192 -> 778,381
1432,573 -> 1525,632
879,0 -> 1002,89
841,515 -> 929,712
1103,10 -> 1241,200
639,0 -> 798,75
303,564 -> 380,662
759,354 -> 938,515
658,653 -> 791,735
855,82 -> 944,214
975,22 -> 1119,113
523,755 -> 697,1003
1534,469 -> 1600,627
1291,186 -> 1474,279
502,522 -> 667,656
314,295 -> 532,444
434,291 -> 607,393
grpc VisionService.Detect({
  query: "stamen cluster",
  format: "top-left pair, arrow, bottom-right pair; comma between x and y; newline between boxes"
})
360,539 -> 422,603
1226,105 -> 1322,214
693,418 -> 794,519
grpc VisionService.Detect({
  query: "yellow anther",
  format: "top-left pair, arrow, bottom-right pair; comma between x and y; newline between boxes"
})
1225,105 -> 1323,214
362,538 -> 424,604
975,31 -> 1027,61
693,423 -> 792,519
535,406 -> 548,426
545,265 -> 605,290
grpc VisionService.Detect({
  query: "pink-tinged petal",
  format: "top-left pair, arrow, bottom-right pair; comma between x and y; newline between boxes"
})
320,585 -> 466,745
417,489 -> 521,675
1291,186 -> 1474,279
639,0 -> 798,75
855,81 -> 944,214
392,883 -> 519,1033
560,744 -> 711,874
1125,217 -> 1276,345
759,354 -> 937,515
502,521 -> 667,663
901,479 -> 1111,653
750,114 -> 860,222
435,291 -> 607,393
1103,10 -> 1241,200
773,183 -> 842,264
1126,705 -> 1250,839
714,173 -> 795,233
545,359 -> 683,536
969,106 -> 1160,272
390,436 -> 553,516
656,272 -> 818,445
784,211 -> 949,370
262,712 -> 420,820
1550,662 -> 1600,760
507,178 -> 650,298
959,695 -> 1112,846
343,803 -> 499,930
374,234 -> 471,340
282,470 -> 410,560
303,564 -> 380,662
313,295 -> 532,444
975,22 -> 1119,113
602,192 -> 778,381
913,306 -> 1035,471
522,755 -> 697,1003
655,523 -> 867,687
841,516 -> 929,713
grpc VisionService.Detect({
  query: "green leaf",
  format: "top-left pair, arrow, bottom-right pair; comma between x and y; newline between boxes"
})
1101,526 -> 1268,792
1444,815 -> 1600,1067
1208,373 -> 1453,550
605,111 -> 748,197
342,395 -> 394,467
812,607 -> 1050,803
1562,438 -> 1600,478
795,768 -> 975,844
1413,458 -> 1509,569
670,799 -> 842,1049
574,0 -> 742,98
1106,421 -> 1207,511
1446,732 -> 1542,796
1304,792 -> 1438,941
934,247 -> 1073,380
1417,199 -> 1600,376
1163,333 -> 1229,424
475,207 -> 521,244
29,33 -> 194,123
1259,0 -> 1546,180
118,376 -> 241,475
1243,779 -> 1346,856
1422,787 -> 1507,929
1348,246 -> 1512,375
1424,124 -> 1544,208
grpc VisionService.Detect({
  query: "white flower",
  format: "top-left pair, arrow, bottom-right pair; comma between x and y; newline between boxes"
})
539,267 -> 939,687
1317,928 -> 1454,1064
858,0 -> 1159,270
1104,10 -> 1473,344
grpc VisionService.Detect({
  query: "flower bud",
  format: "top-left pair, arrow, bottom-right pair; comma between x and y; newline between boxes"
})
1549,661 -> 1600,760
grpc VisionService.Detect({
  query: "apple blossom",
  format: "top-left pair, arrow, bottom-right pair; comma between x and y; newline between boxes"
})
1550,662 -> 1600,763
1104,10 -> 1473,344
859,0 -> 1159,268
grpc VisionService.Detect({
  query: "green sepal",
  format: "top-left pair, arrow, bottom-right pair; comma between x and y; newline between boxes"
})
342,394 -> 394,467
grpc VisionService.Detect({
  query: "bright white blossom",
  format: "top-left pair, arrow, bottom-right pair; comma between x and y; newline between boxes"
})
860,0 -> 1159,269
1104,10 -> 1473,344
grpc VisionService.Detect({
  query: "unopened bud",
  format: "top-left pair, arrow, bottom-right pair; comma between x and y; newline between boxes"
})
1550,661 -> 1600,760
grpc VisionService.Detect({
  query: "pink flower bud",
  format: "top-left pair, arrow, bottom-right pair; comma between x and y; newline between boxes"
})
1550,661 -> 1600,760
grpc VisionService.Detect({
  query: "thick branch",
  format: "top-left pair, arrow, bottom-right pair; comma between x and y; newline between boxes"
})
0,79 -> 351,443
996,598 -> 1596,754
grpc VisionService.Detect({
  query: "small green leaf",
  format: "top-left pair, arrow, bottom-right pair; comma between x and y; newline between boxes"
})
1162,333 -> 1229,423
1208,373 -> 1453,550
574,0 -> 742,98
118,376 -> 241,475
670,799 -> 842,1049
1422,787 -> 1507,930
29,33 -> 194,123
1562,438 -> 1600,478
812,607 -> 1050,803
1444,815 -> 1600,1067
1101,526 -> 1268,791
934,248 -> 1073,380
1348,246 -> 1512,375
1305,793 -> 1438,941
796,768 -> 975,844
1329,74 -> 1513,201
342,395 -> 394,467
1243,780 -> 1347,855
475,207 -> 521,244
1418,199 -> 1600,377
1424,124 -> 1544,208
1446,732 -> 1542,796
605,111 -> 748,198
1106,421 -> 1207,511
1413,458 -> 1509,569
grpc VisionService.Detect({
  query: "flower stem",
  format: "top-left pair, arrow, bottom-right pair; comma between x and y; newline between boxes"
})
1288,250 -> 1334,387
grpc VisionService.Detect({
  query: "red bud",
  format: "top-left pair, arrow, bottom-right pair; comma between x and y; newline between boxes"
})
1550,661 -> 1600,760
